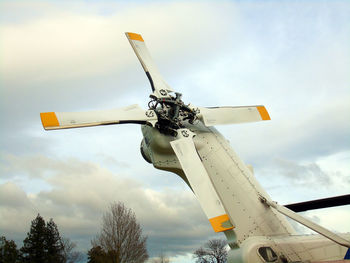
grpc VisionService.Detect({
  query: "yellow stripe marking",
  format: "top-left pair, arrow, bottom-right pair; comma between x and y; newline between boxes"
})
126,32 -> 144,42
209,214 -> 234,232
257,106 -> 271,120
40,112 -> 59,128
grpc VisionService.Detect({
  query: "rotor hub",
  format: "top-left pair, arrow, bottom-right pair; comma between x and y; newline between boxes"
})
148,93 -> 197,136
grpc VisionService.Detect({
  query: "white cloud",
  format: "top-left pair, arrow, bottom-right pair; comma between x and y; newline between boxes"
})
0,155 -> 211,256
1,1 -> 238,88
0,182 -> 30,208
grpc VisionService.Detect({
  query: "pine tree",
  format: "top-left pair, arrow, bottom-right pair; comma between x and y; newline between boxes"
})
20,214 -> 65,263
20,214 -> 47,263
0,236 -> 19,263
45,219 -> 64,263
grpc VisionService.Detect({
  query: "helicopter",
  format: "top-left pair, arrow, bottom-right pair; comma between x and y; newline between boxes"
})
40,32 -> 350,263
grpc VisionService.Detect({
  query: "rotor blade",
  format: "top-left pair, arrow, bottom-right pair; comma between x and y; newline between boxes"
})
285,194 -> 350,212
170,129 -> 234,233
192,105 -> 270,126
40,104 -> 157,130
125,32 -> 173,98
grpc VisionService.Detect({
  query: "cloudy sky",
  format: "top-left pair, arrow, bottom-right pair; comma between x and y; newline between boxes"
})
1,0 -> 349,262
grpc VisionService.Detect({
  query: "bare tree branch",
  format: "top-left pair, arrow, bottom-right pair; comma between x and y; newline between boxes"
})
193,239 -> 228,263
61,238 -> 83,263
151,251 -> 170,263
92,202 -> 148,263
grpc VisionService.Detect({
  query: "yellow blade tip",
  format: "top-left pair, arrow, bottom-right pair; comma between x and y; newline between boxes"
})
126,32 -> 144,42
257,106 -> 271,120
209,214 -> 234,232
40,112 -> 59,129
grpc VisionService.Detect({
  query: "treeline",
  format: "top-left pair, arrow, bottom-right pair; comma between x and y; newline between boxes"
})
1,202 -> 227,263
1,202 -> 149,263
0,214 -> 82,263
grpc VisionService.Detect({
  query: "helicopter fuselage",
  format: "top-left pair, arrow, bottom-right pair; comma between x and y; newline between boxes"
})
140,123 -> 349,263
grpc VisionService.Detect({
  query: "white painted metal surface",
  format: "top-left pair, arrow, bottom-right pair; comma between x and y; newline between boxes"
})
125,32 -> 173,98
191,124 -> 296,241
195,105 -> 270,126
228,234 -> 350,263
170,129 -> 233,231
41,104 -> 157,130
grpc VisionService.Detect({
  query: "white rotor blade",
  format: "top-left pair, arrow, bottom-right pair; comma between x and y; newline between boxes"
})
170,129 -> 234,232
40,104 -> 157,130
192,105 -> 271,126
125,32 -> 173,98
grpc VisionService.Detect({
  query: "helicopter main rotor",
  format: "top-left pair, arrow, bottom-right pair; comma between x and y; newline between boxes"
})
40,32 -> 271,235
147,92 -> 197,136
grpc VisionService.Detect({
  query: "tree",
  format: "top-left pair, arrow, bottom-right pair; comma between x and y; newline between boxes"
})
87,246 -> 109,263
45,219 -> 64,263
61,238 -> 83,263
193,239 -> 228,263
20,214 -> 68,263
92,202 -> 148,263
151,251 -> 170,263
0,236 -> 19,263
20,214 -> 47,262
